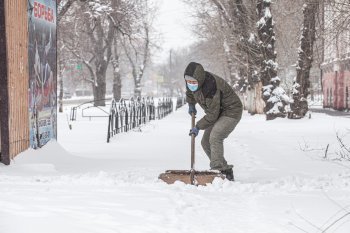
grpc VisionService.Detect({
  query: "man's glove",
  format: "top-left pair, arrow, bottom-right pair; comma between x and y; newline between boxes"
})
189,127 -> 199,137
188,103 -> 197,116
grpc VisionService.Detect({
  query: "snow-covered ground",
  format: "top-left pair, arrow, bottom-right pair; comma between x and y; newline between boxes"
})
1,105 -> 350,233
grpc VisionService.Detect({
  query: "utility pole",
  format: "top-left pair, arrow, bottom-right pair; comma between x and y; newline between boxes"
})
169,49 -> 172,71
169,49 -> 173,96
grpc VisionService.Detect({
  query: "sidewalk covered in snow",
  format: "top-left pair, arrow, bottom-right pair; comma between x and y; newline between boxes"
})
1,106 -> 350,233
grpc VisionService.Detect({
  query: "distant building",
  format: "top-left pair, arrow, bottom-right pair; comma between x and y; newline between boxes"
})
321,1 -> 350,111
0,0 -> 57,165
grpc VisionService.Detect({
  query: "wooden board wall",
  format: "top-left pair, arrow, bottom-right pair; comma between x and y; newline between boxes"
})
5,0 -> 30,160
0,0 -> 10,164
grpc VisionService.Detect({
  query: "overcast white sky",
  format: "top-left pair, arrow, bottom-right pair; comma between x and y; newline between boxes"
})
151,0 -> 197,64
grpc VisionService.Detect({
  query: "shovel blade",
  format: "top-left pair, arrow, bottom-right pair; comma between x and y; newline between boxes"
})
158,170 -> 225,186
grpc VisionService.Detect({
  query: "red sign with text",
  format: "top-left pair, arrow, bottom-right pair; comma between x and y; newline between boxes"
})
33,1 -> 55,23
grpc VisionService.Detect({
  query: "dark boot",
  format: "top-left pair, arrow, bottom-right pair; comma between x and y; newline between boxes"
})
221,168 -> 234,181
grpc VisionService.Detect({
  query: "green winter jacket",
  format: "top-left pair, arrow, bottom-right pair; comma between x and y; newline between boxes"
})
185,62 -> 243,130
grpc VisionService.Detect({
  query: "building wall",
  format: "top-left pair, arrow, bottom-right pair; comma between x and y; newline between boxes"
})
322,0 -> 350,111
322,62 -> 350,110
4,0 -> 30,161
1,0 -> 57,165
322,66 -> 334,108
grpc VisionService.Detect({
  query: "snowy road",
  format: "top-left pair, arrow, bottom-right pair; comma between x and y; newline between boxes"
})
1,106 -> 350,233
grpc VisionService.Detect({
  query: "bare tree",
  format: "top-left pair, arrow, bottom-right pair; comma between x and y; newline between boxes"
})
58,0 -> 83,112
121,25 -> 150,97
186,0 -> 232,80
57,44 -> 69,112
59,1 -> 112,106
120,0 -> 153,97
187,0 -> 267,115
210,0 -> 239,84
273,0 -> 304,90
81,1 -> 115,106
60,0 -> 135,106
111,34 -> 122,100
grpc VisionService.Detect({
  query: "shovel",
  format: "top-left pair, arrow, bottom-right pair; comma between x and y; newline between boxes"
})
158,113 -> 224,186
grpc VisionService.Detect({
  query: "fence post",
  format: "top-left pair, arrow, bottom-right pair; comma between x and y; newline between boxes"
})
125,106 -> 129,132
107,98 -> 116,143
115,111 -> 119,134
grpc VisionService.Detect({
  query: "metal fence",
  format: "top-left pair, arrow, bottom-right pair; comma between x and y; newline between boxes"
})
107,97 -> 174,143
176,96 -> 186,110
70,98 -> 112,121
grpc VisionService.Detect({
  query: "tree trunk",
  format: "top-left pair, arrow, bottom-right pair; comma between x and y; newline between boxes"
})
257,0 -> 289,120
213,1 -> 238,84
59,76 -> 63,112
121,21 -> 149,98
246,81 -> 265,115
232,0 -> 249,82
58,62 -> 64,112
134,80 -> 141,97
254,81 -> 265,114
112,66 -> 122,101
90,16 -> 114,106
112,37 -> 122,101
93,71 -> 106,106
223,38 -> 237,84
289,0 -> 318,119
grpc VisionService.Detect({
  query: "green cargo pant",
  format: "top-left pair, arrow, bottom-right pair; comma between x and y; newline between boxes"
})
201,116 -> 240,171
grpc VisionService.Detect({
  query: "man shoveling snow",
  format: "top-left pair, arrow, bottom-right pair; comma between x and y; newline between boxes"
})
185,62 -> 243,181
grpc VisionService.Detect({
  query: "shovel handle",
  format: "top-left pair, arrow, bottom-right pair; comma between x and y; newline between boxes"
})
191,113 -> 195,183
191,112 -> 195,128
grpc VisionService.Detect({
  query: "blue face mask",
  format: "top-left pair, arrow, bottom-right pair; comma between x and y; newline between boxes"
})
187,83 -> 199,92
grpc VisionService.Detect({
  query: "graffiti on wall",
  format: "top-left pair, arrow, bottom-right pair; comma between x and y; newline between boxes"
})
28,0 -> 57,148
